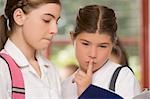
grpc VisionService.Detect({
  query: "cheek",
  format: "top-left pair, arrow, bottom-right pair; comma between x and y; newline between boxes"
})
24,17 -> 45,33
99,49 -> 111,58
23,25 -> 39,41
96,49 -> 111,66
23,19 -> 38,36
23,18 -> 45,39
23,25 -> 43,49
100,49 -> 111,58
75,43 -> 87,66
75,45 -> 84,61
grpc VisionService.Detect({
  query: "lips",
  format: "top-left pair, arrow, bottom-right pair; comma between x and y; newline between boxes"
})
43,38 -> 52,45
45,37 -> 53,41
85,61 -> 96,64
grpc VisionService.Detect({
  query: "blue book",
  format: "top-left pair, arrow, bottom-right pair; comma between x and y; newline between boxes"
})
78,84 -> 123,99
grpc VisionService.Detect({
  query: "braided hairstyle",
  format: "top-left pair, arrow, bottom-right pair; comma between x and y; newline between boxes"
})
72,5 -> 117,44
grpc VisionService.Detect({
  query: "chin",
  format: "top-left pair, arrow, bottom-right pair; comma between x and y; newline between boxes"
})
37,46 -> 48,51
93,68 -> 99,73
42,44 -> 50,48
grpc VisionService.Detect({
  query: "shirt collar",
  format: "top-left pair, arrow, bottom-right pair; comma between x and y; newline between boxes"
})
36,51 -> 51,67
4,39 -> 51,68
93,59 -> 111,76
93,59 -> 121,77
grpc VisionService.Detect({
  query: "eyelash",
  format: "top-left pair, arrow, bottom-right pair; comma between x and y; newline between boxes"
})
82,42 -> 89,46
82,42 -> 107,48
99,45 -> 107,48
43,20 -> 49,23
43,19 -> 59,25
43,19 -> 51,23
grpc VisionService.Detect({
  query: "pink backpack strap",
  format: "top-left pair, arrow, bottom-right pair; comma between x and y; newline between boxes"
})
0,53 -> 25,99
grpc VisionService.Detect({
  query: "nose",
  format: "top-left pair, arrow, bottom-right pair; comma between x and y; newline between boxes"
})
49,22 -> 58,35
89,46 -> 97,59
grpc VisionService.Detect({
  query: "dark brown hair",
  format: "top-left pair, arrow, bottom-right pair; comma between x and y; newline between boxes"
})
111,39 -> 129,66
72,5 -> 117,43
0,0 -> 61,50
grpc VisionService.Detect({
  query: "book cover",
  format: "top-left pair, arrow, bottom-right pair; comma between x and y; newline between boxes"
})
78,84 -> 123,99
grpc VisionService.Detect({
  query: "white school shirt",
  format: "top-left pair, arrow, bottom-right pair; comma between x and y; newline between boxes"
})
62,60 -> 141,99
0,39 -> 61,99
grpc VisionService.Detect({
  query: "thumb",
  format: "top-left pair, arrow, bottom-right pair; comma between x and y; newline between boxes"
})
87,59 -> 93,76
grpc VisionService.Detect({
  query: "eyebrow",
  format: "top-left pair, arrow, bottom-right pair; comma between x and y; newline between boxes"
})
80,39 -> 110,45
80,39 -> 90,43
44,13 -> 60,20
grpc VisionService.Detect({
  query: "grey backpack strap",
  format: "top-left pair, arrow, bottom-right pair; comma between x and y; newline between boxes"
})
109,65 -> 134,92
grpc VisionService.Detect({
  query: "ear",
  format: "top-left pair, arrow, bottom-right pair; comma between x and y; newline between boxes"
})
13,8 -> 26,26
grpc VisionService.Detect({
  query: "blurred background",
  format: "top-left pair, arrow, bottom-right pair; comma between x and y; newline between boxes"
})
0,0 -> 149,89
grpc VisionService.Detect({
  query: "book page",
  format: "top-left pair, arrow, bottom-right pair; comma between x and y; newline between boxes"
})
133,89 -> 150,99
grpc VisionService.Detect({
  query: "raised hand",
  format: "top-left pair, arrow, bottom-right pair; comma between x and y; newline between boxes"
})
74,59 -> 94,96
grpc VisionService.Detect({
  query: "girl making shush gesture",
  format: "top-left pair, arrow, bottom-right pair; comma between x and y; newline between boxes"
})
62,4 -> 141,99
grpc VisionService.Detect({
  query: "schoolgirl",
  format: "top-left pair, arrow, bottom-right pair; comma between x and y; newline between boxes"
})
0,0 -> 61,98
62,5 -> 141,99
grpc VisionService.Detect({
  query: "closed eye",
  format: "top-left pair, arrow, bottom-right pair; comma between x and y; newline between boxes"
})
82,42 -> 89,46
43,19 -> 51,23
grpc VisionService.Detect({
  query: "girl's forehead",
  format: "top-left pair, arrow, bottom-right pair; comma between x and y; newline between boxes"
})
30,3 -> 61,17
77,32 -> 111,39
76,32 -> 112,43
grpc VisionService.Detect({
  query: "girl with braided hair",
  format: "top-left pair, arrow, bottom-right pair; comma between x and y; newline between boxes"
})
62,4 -> 141,99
